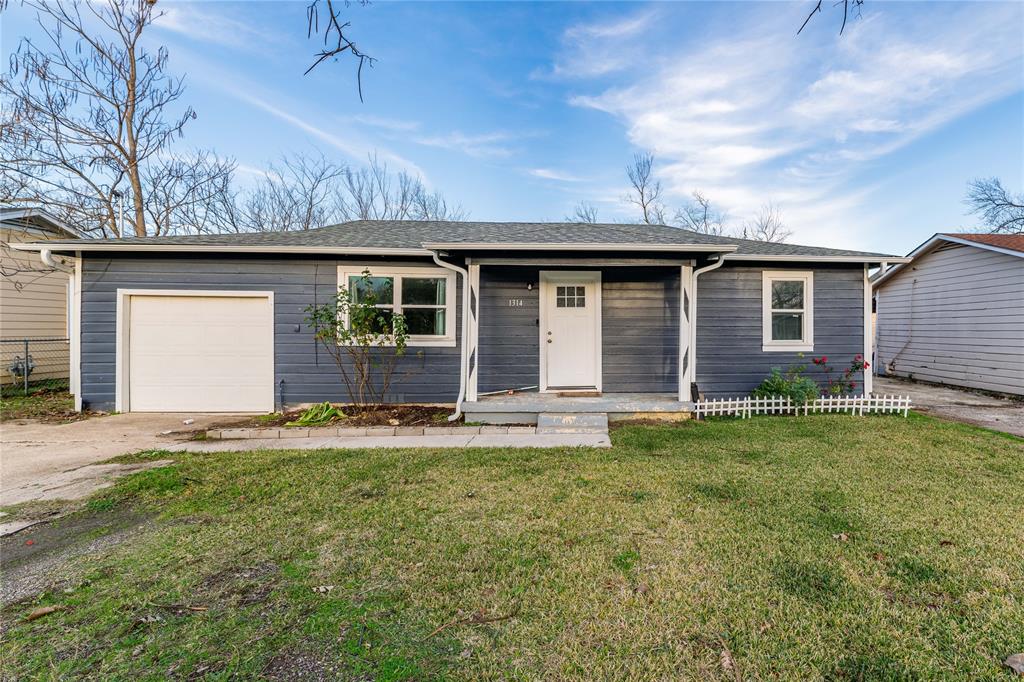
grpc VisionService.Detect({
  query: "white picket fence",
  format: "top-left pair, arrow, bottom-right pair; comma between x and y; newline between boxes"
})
695,394 -> 911,419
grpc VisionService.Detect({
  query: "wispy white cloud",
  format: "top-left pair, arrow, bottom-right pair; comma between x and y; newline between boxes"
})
343,114 -> 421,133
153,3 -> 276,50
536,10 -> 657,80
562,3 -> 1023,246
413,130 -> 518,158
221,84 -> 427,178
529,168 -> 586,182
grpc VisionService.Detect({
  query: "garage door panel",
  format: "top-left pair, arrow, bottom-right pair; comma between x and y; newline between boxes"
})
127,294 -> 273,412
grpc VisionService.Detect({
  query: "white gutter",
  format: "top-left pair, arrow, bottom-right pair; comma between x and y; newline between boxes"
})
421,242 -> 738,253
724,254 -> 911,264
11,242 -> 433,256
430,251 -> 470,422
687,255 -> 726,399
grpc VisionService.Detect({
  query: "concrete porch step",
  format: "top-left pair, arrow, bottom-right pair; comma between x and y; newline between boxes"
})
536,412 -> 609,434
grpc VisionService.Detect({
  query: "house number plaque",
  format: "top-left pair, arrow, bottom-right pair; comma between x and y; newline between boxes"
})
507,299 -> 524,307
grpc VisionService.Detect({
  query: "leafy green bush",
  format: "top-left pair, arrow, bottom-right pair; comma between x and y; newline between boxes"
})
753,365 -> 819,405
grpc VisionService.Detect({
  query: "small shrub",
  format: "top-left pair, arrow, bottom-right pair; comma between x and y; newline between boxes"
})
285,402 -> 346,427
752,360 -> 818,405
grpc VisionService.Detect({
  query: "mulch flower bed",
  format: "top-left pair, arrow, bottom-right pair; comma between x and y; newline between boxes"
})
222,405 -> 460,430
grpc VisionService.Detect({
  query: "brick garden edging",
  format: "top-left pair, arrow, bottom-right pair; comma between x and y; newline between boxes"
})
207,425 -> 537,440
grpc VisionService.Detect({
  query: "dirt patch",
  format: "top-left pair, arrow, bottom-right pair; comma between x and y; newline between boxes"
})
0,507 -> 153,608
262,648 -> 351,681
200,561 -> 280,607
216,405 -> 458,430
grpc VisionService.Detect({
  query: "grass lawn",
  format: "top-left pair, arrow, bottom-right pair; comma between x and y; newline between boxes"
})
2,414 -> 1022,680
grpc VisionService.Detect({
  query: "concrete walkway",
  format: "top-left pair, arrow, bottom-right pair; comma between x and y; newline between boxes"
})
1,413 -> 238,506
171,432 -> 612,454
875,375 -> 1024,437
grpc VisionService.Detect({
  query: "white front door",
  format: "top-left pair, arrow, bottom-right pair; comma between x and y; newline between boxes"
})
541,272 -> 601,391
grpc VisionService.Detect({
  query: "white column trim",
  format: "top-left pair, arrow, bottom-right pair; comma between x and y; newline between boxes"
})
678,264 -> 693,401
467,263 -> 480,401
71,254 -> 82,410
863,265 -> 874,396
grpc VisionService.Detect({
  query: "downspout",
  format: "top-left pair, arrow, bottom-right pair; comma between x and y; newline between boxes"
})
687,254 -> 726,400
431,250 -> 469,421
40,248 -> 73,273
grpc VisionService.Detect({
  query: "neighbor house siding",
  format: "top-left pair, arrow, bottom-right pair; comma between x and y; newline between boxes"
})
476,265 -> 680,394
0,227 -> 71,386
79,254 -> 462,411
695,264 -> 866,398
875,243 -> 1024,395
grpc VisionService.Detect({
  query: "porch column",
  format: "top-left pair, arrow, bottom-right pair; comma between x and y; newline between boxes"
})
678,264 -> 693,401
466,262 -> 480,401
863,264 -> 874,396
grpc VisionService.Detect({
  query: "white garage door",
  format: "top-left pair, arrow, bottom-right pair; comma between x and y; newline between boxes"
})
126,293 -> 274,412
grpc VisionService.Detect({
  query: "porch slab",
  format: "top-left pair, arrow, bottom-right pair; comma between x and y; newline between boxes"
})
464,392 -> 693,424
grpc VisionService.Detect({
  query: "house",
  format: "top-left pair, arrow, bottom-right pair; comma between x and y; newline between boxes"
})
14,221 -> 906,419
0,207 -> 82,393
873,233 -> 1024,396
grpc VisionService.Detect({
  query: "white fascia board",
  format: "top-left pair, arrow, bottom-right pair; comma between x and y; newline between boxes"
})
422,242 -> 738,253
725,253 -> 910,264
11,242 -> 433,256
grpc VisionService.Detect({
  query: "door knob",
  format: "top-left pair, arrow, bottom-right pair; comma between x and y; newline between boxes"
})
547,339 -> 552,343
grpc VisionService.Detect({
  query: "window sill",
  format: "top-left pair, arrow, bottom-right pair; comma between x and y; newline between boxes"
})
762,343 -> 814,353
339,338 -> 456,348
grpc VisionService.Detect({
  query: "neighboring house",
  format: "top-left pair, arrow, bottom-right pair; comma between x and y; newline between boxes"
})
0,208 -> 81,392
14,221 -> 905,418
874,233 -> 1024,396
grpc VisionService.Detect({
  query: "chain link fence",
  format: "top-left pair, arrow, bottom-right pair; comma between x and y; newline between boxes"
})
0,337 -> 70,396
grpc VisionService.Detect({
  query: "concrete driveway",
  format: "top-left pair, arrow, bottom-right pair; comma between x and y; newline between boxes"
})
875,375 -> 1024,437
1,413 -> 236,507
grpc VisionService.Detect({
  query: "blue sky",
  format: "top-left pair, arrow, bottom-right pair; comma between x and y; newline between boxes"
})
5,1 -> 1022,254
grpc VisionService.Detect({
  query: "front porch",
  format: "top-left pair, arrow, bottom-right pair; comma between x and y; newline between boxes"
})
462,391 -> 694,425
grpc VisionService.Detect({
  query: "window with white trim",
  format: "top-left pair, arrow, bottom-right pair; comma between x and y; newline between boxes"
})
338,266 -> 456,347
762,271 -> 814,352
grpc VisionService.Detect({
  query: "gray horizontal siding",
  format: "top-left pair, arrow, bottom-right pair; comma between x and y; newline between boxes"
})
876,244 -> 1024,395
696,265 -> 866,398
80,255 -> 462,411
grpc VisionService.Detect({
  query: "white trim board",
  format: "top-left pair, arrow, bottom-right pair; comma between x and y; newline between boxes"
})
336,265 -> 457,347
115,289 -> 275,413
538,271 -> 602,393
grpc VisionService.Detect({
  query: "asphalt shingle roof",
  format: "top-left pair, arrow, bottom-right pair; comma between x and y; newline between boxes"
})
38,220 -> 899,259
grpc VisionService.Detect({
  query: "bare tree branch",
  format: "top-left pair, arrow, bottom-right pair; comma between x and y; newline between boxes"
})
565,201 -> 599,224
0,0 -> 219,237
798,0 -> 864,36
305,0 -> 375,101
740,203 -> 792,243
675,191 -> 728,236
965,178 -> 1024,235
624,152 -> 666,225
